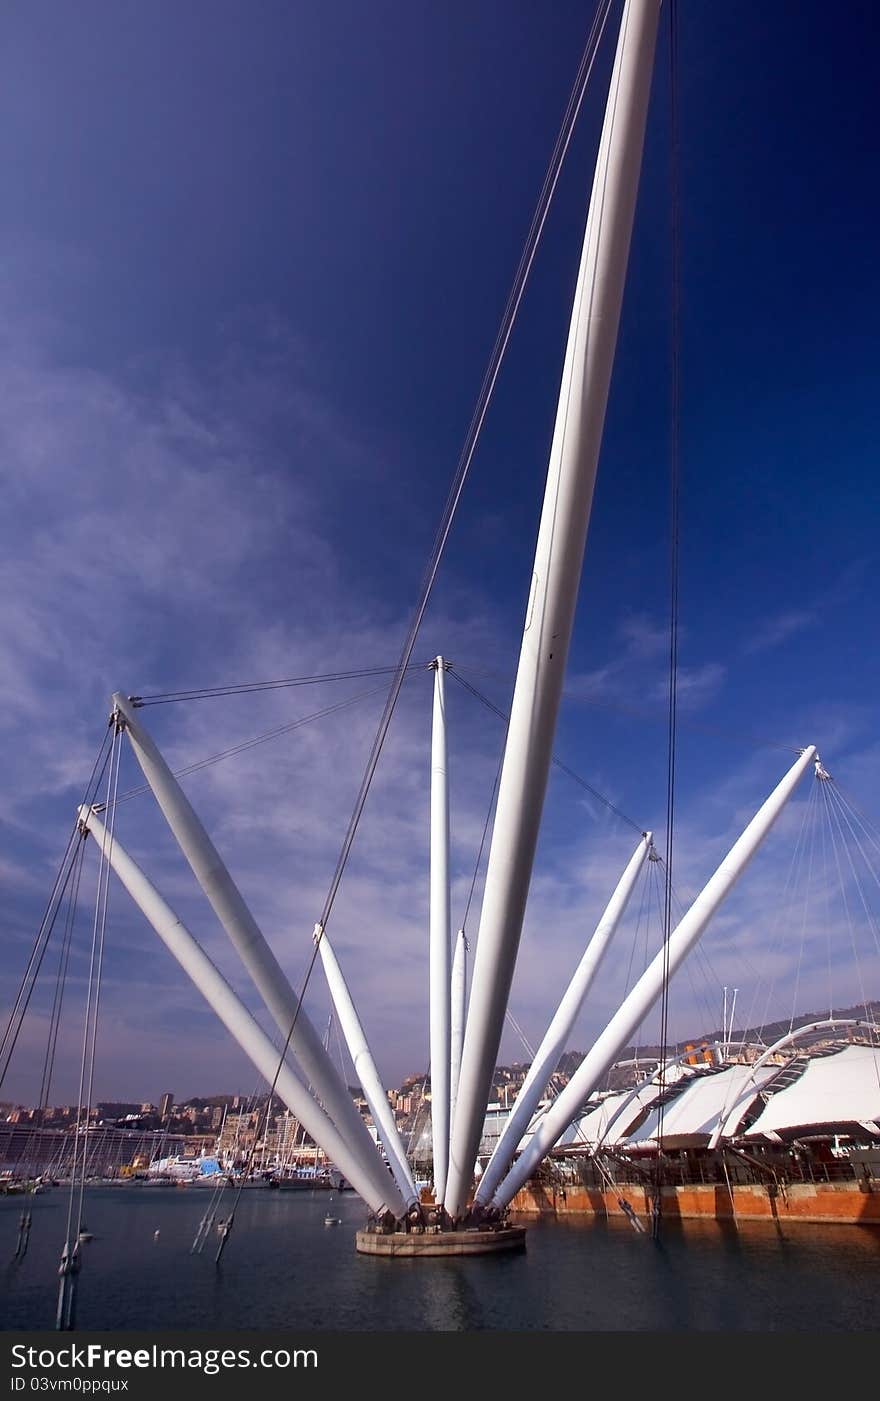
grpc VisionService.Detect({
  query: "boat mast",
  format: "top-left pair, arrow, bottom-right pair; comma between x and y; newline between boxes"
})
445,0 -> 663,1217
487,745 -> 819,1211
474,829 -> 652,1207
429,657 -> 452,1201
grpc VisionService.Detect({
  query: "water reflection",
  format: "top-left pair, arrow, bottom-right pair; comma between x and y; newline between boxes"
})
2,1189 -> 879,1332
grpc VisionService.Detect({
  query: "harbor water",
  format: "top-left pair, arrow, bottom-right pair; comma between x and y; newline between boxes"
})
2,1185 -> 879,1331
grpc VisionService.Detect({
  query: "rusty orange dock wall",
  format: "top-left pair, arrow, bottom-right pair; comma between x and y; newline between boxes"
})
510,1180 -> 880,1226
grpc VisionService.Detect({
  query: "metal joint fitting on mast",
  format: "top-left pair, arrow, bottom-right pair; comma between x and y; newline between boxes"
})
814,757 -> 831,780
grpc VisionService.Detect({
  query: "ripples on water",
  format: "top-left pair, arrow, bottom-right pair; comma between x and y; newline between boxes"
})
2,1187 -> 879,1331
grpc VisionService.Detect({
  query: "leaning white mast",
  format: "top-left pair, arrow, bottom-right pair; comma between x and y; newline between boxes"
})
78,808 -> 406,1218
449,928 -> 467,1146
429,657 -> 452,1201
111,692 -> 381,1172
314,923 -> 419,1207
445,0 -> 663,1217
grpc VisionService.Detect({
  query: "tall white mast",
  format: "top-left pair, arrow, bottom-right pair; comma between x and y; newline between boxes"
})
78,807 -> 406,1218
449,928 -> 468,1150
488,746 -> 818,1211
314,923 -> 419,1207
429,657 -> 451,1201
111,692 -> 381,1172
445,0 -> 663,1217
474,830 -> 651,1206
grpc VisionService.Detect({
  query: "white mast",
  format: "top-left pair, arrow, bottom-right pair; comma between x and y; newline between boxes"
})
429,657 -> 451,1201
487,746 -> 818,1211
111,693 -> 381,1172
445,0 -> 663,1217
474,830 -> 651,1206
449,928 -> 467,1149
77,807 -> 406,1218
314,923 -> 419,1207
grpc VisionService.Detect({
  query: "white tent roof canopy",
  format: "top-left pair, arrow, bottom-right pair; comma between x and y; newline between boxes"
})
551,1043 -> 880,1153
625,1063 -> 780,1145
557,1079 -> 665,1149
743,1044 -> 880,1139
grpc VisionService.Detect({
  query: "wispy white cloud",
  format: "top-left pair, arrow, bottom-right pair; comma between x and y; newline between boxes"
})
744,608 -> 819,654
650,661 -> 727,711
567,612 -> 726,715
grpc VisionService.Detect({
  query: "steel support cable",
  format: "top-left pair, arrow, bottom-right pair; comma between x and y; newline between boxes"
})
658,860 -> 724,1051
0,728 -> 113,1088
822,780 -> 878,1026
132,663 -> 425,706
835,787 -> 880,858
448,668 -> 645,834
681,946 -> 718,1052
789,775 -> 820,1032
58,724 -> 121,1331
621,858 -> 654,1012
64,724 -> 122,1260
459,739 -> 505,936
36,838 -> 87,1121
78,723 -> 122,1227
836,792 -> 880,865
741,775 -> 818,1045
821,789 -> 880,1100
821,764 -> 834,1018
823,784 -> 880,958
627,859 -> 660,1068
113,680 -> 401,804
828,782 -> 880,929
505,1008 -> 537,1062
656,854 -> 743,1035
453,664 -> 800,757
822,787 -> 880,1091
0,847 -> 78,1091
643,853 -> 667,1059
624,860 -> 667,1074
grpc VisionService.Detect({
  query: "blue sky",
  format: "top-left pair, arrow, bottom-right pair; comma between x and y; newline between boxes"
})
1,1 -> 878,1104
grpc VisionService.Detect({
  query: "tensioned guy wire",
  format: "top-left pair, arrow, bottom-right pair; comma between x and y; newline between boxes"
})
449,667 -> 645,835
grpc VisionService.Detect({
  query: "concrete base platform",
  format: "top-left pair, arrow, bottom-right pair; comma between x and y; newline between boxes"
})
355,1224 -> 527,1257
